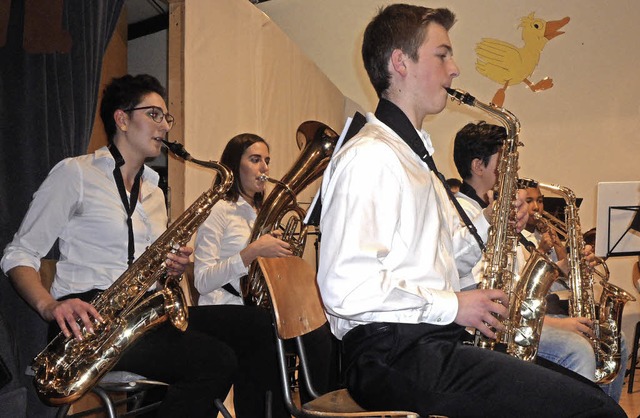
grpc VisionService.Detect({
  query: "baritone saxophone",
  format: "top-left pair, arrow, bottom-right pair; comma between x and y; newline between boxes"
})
32,140 -> 233,405
446,88 -> 560,361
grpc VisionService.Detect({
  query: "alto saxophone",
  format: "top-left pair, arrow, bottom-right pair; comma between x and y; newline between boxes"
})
241,121 -> 339,308
32,141 -> 233,405
531,181 -> 635,383
446,88 -> 559,361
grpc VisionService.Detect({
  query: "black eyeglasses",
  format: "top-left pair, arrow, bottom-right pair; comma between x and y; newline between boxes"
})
124,106 -> 175,129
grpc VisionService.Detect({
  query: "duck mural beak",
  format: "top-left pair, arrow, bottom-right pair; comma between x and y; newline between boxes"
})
544,17 -> 570,41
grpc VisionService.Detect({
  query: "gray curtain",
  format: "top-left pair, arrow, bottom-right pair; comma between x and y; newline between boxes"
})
0,0 -> 125,416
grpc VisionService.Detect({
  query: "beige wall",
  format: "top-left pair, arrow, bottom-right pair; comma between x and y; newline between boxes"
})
181,0 -> 345,265
257,0 -> 640,346
177,0 -> 640,345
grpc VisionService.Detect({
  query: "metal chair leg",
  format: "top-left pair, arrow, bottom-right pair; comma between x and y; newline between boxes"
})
92,386 -> 117,418
627,321 -> 640,393
214,398 -> 233,418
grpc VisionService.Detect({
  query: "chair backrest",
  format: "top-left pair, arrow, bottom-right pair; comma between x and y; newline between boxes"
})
257,256 -> 327,340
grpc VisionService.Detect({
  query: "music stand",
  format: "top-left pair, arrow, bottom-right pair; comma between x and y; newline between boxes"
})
595,181 -> 640,258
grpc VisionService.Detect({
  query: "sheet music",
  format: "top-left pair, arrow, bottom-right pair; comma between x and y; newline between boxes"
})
595,181 -> 640,257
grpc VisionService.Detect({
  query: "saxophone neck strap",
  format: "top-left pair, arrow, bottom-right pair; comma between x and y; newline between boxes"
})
374,99 -> 485,251
108,144 -> 144,266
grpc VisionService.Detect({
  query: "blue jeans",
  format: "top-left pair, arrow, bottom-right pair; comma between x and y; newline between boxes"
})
537,322 -> 597,381
538,318 -> 628,402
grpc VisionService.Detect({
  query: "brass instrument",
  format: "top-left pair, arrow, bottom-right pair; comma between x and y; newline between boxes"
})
241,121 -> 339,308
529,181 -> 635,383
447,88 -> 559,361
33,140 -> 233,405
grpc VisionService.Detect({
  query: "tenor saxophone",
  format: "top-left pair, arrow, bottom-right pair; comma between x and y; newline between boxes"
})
32,141 -> 233,405
241,121 -> 339,308
531,181 -> 635,383
446,89 -> 559,361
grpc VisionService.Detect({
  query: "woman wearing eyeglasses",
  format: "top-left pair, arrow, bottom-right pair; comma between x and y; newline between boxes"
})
1,74 -> 288,417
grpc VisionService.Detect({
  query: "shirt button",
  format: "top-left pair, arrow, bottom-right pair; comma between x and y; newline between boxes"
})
436,317 -> 442,322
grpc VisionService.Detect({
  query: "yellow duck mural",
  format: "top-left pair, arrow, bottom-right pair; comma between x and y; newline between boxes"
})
476,13 -> 570,107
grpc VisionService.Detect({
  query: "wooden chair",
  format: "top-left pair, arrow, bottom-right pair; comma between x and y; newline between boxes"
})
257,256 -> 420,418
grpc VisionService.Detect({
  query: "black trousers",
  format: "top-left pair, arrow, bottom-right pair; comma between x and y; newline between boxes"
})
342,322 -> 626,418
52,291 -> 289,418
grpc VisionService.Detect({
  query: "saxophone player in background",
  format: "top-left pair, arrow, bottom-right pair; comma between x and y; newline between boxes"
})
193,133 -> 338,404
519,185 -> 628,401
316,3 -> 624,416
453,122 -> 596,378
1,74 -> 286,417
454,122 -> 627,402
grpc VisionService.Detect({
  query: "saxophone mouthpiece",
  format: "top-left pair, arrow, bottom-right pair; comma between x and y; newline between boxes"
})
161,139 -> 192,161
258,174 -> 269,182
445,87 -> 476,106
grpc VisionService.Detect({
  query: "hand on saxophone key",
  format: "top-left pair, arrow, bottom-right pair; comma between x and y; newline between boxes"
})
46,298 -> 103,341
544,316 -> 595,340
165,246 -> 193,277
582,244 -> 597,269
482,190 -> 528,233
455,289 -> 509,339
513,189 -> 529,233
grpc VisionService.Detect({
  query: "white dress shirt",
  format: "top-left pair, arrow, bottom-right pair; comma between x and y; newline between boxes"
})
193,196 -> 255,306
455,191 -> 486,290
317,113 -> 489,339
1,146 -> 167,299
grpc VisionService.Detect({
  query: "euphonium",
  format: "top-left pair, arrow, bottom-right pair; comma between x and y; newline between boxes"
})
447,89 -> 559,361
241,121 -> 339,308
32,140 -> 233,405
532,181 -> 635,383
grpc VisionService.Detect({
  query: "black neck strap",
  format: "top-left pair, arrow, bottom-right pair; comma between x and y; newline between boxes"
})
374,99 -> 485,251
108,144 -> 144,266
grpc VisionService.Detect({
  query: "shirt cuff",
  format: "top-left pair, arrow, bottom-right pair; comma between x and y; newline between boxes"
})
420,288 -> 458,325
1,251 -> 41,276
230,253 -> 248,276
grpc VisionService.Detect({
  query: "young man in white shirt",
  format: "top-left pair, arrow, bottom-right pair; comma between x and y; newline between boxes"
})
317,4 -> 625,416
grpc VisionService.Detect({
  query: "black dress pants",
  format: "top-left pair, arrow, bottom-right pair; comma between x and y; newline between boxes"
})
342,322 -> 626,418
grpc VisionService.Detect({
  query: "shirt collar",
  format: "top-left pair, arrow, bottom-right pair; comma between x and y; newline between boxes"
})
93,146 -> 160,192
460,181 -> 488,208
373,98 -> 436,158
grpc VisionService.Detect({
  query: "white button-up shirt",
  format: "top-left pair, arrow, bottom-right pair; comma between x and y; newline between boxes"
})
1,147 -> 167,299
317,114 -> 489,339
193,197 -> 255,306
